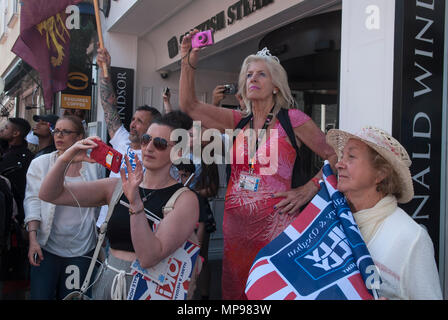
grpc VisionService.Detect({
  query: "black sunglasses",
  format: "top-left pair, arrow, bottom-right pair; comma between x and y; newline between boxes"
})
141,134 -> 173,151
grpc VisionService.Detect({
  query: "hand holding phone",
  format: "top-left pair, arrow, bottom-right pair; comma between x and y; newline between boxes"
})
89,139 -> 123,173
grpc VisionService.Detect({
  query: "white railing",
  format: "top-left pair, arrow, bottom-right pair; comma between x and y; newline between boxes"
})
7,0 -> 19,28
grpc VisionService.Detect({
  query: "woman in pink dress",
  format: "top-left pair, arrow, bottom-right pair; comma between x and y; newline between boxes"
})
179,30 -> 337,299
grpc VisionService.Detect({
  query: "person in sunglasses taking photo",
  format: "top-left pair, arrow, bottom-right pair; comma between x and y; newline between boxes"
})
38,111 -> 200,300
95,46 -> 161,228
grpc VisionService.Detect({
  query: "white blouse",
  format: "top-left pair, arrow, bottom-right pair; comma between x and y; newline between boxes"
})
367,206 -> 442,299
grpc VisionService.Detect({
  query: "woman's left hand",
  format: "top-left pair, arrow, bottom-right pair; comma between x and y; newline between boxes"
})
272,184 -> 316,216
120,154 -> 144,207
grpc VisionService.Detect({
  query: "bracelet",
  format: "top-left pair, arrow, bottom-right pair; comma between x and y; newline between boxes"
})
26,224 -> 37,232
129,206 -> 144,216
181,48 -> 197,70
311,177 -> 321,190
180,48 -> 191,61
188,54 -> 197,70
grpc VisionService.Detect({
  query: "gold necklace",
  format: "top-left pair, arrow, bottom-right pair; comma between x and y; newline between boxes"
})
140,176 -> 172,202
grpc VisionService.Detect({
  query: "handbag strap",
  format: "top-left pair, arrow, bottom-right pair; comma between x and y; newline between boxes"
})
80,178 -> 123,294
162,186 -> 190,216
277,108 -> 300,154
162,186 -> 199,245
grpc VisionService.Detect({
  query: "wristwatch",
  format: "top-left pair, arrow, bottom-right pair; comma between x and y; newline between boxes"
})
25,224 -> 37,233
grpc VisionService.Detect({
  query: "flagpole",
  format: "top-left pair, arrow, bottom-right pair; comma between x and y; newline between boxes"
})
93,0 -> 108,78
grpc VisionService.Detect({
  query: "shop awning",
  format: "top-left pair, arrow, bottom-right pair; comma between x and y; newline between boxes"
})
3,60 -> 33,93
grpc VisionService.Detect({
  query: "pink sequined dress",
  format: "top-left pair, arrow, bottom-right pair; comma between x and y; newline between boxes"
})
222,108 -> 311,300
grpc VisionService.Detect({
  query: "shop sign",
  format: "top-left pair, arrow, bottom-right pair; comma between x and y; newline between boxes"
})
61,70 -> 92,109
110,67 -> 134,132
393,0 -> 446,259
167,0 -> 274,58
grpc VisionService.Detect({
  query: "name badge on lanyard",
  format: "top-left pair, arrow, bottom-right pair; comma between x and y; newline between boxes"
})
238,105 -> 275,192
239,170 -> 261,192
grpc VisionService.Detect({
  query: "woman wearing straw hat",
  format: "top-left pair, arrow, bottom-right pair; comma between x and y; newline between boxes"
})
326,126 -> 442,300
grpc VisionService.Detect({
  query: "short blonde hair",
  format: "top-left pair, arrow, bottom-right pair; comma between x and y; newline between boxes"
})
238,54 -> 295,116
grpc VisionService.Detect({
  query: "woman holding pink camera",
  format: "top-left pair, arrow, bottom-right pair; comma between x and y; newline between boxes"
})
179,30 -> 337,299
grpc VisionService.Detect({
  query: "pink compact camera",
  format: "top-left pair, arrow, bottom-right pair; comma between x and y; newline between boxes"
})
192,30 -> 214,48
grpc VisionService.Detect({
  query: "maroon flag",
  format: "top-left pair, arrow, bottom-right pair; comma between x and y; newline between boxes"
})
12,0 -> 82,109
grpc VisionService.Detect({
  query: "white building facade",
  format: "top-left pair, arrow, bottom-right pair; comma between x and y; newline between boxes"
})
0,0 -> 446,298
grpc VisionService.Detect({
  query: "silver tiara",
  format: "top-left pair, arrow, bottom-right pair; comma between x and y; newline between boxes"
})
256,47 -> 280,63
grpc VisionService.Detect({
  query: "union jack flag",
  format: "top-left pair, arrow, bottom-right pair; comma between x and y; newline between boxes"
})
127,240 -> 201,300
245,161 -> 381,300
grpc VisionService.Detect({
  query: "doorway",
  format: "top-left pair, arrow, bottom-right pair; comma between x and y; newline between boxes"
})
260,9 -> 342,180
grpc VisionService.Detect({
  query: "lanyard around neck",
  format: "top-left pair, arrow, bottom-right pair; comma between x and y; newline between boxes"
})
248,105 -> 275,172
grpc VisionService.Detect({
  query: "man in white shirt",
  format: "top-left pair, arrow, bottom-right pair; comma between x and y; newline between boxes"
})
95,47 -> 161,226
97,47 -> 161,176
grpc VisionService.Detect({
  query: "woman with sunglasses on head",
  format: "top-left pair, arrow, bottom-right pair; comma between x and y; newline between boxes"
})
38,111 -> 200,300
24,115 -> 100,300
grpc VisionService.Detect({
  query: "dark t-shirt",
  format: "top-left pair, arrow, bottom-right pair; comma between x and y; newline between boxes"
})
0,142 -> 34,224
196,192 -> 209,223
107,183 -> 184,252
34,144 -> 56,159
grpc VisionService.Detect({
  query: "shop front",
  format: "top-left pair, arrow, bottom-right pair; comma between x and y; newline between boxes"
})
101,0 -> 447,297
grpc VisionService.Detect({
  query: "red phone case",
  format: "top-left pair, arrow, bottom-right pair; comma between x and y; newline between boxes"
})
89,139 -> 123,173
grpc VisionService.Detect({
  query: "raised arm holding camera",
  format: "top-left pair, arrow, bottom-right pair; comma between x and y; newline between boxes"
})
179,29 -> 337,299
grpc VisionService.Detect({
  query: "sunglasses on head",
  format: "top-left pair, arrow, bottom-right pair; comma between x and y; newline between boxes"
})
141,134 -> 173,151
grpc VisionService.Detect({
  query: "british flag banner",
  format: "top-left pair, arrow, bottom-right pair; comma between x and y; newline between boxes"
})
245,161 -> 380,300
127,240 -> 201,300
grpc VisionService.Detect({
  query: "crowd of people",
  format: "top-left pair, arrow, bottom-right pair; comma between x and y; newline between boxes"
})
0,29 -> 443,300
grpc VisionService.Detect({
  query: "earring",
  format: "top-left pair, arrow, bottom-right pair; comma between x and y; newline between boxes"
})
273,90 -> 277,94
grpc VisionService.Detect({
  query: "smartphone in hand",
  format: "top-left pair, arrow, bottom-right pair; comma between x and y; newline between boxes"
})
89,139 -> 123,173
